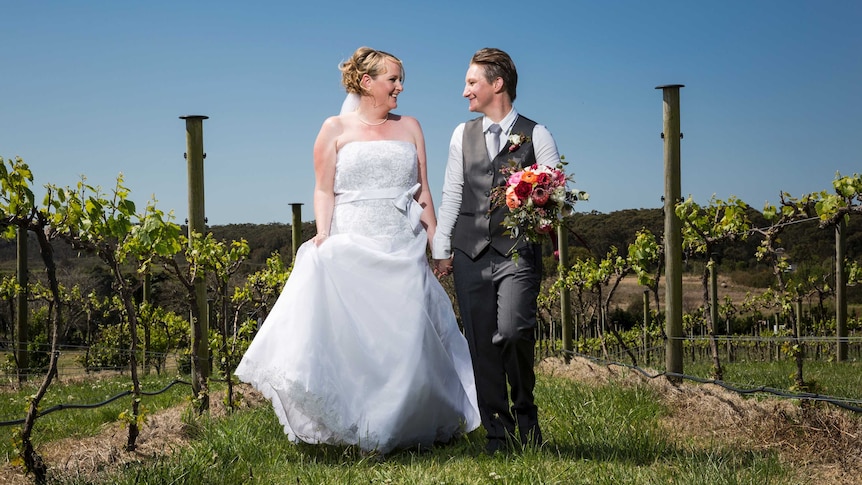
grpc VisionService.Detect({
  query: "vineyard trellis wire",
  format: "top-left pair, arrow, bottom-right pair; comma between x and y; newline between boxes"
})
0,341 -> 248,429
3,335 -> 860,431
565,349 -> 862,414
0,378 -> 191,427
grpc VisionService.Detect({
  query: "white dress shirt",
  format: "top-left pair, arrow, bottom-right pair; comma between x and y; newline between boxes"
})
432,108 -> 561,260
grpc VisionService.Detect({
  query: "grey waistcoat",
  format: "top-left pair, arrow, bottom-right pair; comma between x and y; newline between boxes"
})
452,115 -> 538,259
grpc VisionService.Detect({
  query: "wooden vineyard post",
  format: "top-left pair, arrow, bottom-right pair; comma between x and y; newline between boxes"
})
656,84 -> 684,382
291,202 -> 304,258
180,114 -> 211,409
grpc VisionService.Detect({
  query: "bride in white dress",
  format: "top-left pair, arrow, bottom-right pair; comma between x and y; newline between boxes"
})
234,47 -> 480,454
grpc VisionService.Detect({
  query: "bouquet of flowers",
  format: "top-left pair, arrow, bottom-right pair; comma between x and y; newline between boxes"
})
491,159 -> 588,243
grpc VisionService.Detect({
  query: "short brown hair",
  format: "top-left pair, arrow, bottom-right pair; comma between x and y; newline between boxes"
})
471,48 -> 517,102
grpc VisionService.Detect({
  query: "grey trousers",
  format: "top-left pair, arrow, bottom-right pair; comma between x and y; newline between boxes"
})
453,243 -> 542,445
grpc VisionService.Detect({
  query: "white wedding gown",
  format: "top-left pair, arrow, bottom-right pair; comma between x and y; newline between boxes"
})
235,140 -> 480,454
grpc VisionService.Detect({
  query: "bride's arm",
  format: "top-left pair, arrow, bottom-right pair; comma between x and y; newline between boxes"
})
311,116 -> 341,246
407,116 -> 437,249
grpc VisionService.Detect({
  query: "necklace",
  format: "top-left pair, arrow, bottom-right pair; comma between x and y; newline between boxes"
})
358,114 -> 388,126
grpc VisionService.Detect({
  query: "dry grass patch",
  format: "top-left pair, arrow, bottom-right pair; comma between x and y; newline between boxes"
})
0,383 -> 266,485
608,273 -> 759,313
540,356 -> 862,485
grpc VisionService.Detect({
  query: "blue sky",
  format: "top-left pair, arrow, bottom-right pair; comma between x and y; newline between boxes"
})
3,1 -> 860,225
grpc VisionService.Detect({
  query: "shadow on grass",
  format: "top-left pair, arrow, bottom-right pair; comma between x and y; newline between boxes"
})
548,439 -> 774,469
288,427 -> 773,473
288,428 -> 489,465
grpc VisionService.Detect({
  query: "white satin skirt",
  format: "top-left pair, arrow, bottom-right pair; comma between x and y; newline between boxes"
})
235,231 -> 480,453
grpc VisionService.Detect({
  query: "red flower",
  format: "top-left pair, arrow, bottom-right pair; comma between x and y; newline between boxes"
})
531,186 -> 550,206
534,172 -> 551,186
513,180 -> 532,200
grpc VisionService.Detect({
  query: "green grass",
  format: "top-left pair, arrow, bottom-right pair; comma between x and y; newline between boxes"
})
0,373 -> 191,462
40,373 -> 792,485
683,359 -> 862,399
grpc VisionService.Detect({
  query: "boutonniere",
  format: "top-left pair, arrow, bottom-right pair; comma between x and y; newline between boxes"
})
508,133 -> 530,152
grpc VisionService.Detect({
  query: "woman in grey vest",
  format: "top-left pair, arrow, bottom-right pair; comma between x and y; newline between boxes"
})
433,47 -> 563,454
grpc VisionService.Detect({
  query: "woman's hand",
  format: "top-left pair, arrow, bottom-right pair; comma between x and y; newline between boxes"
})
313,233 -> 329,246
433,257 -> 454,277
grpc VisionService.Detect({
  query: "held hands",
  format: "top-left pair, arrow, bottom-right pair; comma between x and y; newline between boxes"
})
433,257 -> 454,278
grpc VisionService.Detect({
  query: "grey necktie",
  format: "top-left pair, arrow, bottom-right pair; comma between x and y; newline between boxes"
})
486,123 -> 502,158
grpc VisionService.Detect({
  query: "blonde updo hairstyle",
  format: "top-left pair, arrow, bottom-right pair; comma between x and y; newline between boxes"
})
340,47 -> 404,95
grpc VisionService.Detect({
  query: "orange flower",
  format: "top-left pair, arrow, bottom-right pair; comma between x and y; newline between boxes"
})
520,170 -> 538,184
505,185 -> 521,209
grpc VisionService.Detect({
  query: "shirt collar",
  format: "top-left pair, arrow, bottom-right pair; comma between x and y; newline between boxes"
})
483,108 -> 518,135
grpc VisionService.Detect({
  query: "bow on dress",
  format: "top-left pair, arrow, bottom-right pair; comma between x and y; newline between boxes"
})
335,182 -> 423,235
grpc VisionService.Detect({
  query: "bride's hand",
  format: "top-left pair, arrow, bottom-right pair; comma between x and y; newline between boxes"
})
314,233 -> 329,246
433,258 -> 453,277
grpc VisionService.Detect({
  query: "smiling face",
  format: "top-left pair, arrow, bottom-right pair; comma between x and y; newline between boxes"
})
364,58 -> 403,110
463,63 -> 497,114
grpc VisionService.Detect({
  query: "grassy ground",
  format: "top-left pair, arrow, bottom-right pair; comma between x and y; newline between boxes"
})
0,373 -> 191,462
2,357 -> 861,484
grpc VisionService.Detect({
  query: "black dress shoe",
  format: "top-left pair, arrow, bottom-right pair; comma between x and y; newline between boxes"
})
484,438 -> 509,455
520,427 -> 544,448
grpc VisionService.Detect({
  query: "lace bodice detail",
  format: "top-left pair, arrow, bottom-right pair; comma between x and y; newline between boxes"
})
334,140 -> 418,191
331,141 -> 419,243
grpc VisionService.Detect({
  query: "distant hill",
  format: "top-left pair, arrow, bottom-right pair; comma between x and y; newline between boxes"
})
1,208 -> 859,291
